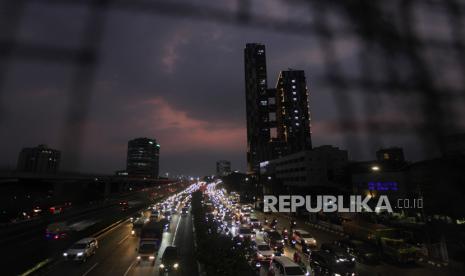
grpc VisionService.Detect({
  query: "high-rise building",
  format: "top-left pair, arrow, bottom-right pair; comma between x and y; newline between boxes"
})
17,144 -> 61,174
276,70 -> 312,153
126,138 -> 160,178
216,160 -> 232,176
244,43 -> 270,174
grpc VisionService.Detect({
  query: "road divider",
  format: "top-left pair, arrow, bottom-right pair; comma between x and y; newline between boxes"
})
94,219 -> 127,239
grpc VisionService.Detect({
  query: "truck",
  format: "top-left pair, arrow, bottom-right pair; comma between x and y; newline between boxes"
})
342,220 -> 417,264
136,221 -> 163,265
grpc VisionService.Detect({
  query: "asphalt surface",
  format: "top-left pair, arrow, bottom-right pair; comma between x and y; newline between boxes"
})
1,184 -> 191,276
2,200 -> 146,276
43,208 -> 197,276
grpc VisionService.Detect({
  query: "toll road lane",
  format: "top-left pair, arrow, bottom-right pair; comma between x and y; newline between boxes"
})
126,210 -> 197,276
172,210 -> 198,276
45,219 -> 137,276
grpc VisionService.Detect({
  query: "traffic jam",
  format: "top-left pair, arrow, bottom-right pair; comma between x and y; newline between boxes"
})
204,183 -> 358,276
58,182 -> 199,275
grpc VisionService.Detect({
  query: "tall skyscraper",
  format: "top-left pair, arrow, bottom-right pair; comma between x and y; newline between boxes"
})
216,160 -> 232,176
276,70 -> 312,153
244,43 -> 270,174
17,144 -> 61,174
126,137 -> 160,178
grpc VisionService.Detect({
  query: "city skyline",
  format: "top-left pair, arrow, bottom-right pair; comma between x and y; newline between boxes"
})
1,3 -> 463,176
2,2 -> 465,276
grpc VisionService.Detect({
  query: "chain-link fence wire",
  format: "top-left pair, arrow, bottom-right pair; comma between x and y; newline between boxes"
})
1,0 -> 464,168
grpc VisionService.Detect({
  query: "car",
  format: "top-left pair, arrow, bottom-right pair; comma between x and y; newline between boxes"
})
120,201 -> 129,211
45,222 -> 69,240
320,243 -> 356,267
263,230 -> 285,252
150,210 -> 160,221
130,212 -> 142,223
163,211 -> 172,221
238,226 -> 255,240
292,229 -> 317,248
159,218 -> 170,231
223,214 -> 235,227
241,212 -> 251,223
132,218 -> 146,236
270,256 -> 308,276
181,207 -> 189,216
255,242 -> 275,260
309,250 -> 356,276
334,239 -> 379,264
63,238 -> 98,262
249,218 -> 261,229
159,246 -> 180,274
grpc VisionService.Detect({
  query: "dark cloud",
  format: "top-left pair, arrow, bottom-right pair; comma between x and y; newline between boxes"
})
1,0 -> 464,175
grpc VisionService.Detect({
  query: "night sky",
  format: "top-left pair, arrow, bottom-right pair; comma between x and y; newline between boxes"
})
1,1 -> 464,176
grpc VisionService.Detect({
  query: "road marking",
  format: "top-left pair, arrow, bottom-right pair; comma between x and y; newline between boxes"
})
172,214 -> 182,245
118,234 -> 129,245
123,260 -> 137,276
94,219 -> 128,239
82,262 -> 98,276
19,258 -> 53,276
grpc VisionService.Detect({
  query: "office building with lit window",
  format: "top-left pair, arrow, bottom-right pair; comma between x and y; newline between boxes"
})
276,69 -> 312,154
216,160 -> 232,176
244,43 -> 270,174
261,145 -> 348,189
126,137 -> 160,178
17,144 -> 61,174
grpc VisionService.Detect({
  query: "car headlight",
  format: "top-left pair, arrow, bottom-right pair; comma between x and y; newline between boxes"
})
159,264 -> 165,268
77,252 -> 83,256
63,253 -> 68,257
173,263 -> 179,268
137,256 -> 141,260
239,235 -> 243,238
149,256 -> 155,260
335,274 -> 341,276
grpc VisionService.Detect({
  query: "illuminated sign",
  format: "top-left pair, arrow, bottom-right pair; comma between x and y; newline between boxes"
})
367,181 -> 398,191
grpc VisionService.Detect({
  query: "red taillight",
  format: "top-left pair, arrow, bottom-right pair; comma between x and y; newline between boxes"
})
54,235 -> 59,239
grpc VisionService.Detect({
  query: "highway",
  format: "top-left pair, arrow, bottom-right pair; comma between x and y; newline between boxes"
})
0,182 -> 192,276
44,209 -> 197,276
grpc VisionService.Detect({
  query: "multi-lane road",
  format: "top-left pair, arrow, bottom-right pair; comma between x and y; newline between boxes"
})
0,182 -> 194,276
44,207 -> 197,276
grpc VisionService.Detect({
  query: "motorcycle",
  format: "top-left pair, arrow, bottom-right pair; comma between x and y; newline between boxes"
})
291,239 -> 297,248
290,220 -> 297,230
282,229 -> 289,244
271,218 -> 278,230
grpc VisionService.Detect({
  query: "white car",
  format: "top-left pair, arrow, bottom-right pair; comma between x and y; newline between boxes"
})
255,242 -> 274,260
270,256 -> 309,276
292,229 -> 317,247
63,238 -> 98,261
237,226 -> 255,240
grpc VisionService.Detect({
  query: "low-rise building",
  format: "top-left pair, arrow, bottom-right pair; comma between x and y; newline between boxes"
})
261,145 -> 348,190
